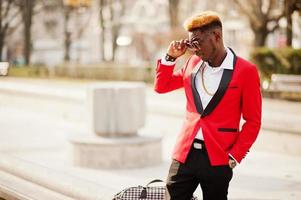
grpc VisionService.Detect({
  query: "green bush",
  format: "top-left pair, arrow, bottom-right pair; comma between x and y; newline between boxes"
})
54,62 -> 154,82
8,65 -> 49,77
250,47 -> 301,80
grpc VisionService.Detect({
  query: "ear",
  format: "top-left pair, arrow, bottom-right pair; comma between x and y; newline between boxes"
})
212,29 -> 222,42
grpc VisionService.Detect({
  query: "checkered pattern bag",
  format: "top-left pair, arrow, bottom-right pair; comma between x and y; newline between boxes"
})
112,179 -> 198,200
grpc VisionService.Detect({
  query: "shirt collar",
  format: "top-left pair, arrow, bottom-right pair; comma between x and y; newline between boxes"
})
205,47 -> 234,70
219,47 -> 234,70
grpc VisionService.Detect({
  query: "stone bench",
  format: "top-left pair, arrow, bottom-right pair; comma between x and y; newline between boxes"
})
267,74 -> 301,101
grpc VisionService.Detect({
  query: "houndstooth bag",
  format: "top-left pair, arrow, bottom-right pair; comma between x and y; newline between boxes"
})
112,179 -> 198,200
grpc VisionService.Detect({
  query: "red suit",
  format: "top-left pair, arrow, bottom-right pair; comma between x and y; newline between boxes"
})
154,49 -> 262,166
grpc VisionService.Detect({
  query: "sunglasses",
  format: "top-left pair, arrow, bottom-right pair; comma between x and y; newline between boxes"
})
185,40 -> 200,50
184,32 -> 211,50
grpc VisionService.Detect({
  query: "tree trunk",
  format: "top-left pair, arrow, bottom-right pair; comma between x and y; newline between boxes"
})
254,29 -> 268,47
168,0 -> 180,29
285,0 -> 294,46
0,32 -> 4,61
0,22 -> 9,62
286,11 -> 293,46
99,0 -> 105,61
112,26 -> 118,61
0,0 -> 2,30
109,0 -> 114,62
64,7 -> 71,61
0,0 -> 3,61
110,0 -> 125,62
23,0 -> 34,65
251,18 -> 269,47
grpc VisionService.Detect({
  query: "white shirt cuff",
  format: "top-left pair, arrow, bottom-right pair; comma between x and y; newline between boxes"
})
160,55 -> 176,66
229,154 -> 239,164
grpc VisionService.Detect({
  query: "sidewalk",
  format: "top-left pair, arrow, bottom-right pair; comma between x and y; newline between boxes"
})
1,77 -> 300,135
0,77 -> 300,199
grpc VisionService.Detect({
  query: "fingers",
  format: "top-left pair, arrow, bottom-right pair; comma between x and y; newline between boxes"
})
167,39 -> 187,58
179,39 -> 186,50
171,39 -> 187,51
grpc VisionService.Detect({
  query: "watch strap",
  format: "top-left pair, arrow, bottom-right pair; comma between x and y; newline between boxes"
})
165,54 -> 176,62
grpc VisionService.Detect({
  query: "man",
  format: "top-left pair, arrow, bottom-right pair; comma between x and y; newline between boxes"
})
154,11 -> 262,200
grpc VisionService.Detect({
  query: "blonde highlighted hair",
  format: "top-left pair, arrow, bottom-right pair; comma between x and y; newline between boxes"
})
183,11 -> 222,32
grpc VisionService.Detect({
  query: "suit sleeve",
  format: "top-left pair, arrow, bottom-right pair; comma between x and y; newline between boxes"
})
154,57 -> 191,94
229,65 -> 262,163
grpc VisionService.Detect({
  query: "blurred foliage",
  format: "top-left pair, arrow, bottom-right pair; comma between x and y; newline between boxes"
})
251,47 -> 301,80
6,63 -> 155,82
8,65 -> 49,78
54,62 -> 154,82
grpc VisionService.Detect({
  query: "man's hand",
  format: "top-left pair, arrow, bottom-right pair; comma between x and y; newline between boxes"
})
229,158 -> 237,169
167,39 -> 188,59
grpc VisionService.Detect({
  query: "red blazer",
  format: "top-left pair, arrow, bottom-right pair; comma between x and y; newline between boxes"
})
154,49 -> 262,166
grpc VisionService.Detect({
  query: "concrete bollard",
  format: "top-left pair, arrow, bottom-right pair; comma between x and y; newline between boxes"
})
69,81 -> 162,169
86,82 -> 145,137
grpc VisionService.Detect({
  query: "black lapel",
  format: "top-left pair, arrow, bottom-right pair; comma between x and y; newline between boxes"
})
191,61 -> 204,115
228,47 -> 237,65
201,48 -> 238,118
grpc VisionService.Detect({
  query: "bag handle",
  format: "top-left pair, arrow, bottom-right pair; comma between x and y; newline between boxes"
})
139,179 -> 165,199
146,179 -> 165,187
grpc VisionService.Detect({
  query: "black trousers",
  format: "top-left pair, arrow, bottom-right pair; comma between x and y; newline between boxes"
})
165,143 -> 233,200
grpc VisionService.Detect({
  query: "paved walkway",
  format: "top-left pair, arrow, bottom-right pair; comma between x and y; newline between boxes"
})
1,77 -> 300,135
0,77 -> 300,199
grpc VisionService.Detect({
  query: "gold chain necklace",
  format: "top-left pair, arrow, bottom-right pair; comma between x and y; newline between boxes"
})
201,65 -> 215,96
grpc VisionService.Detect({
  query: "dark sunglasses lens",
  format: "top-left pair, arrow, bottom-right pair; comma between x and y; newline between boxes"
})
185,41 -> 200,49
191,41 -> 199,49
185,42 -> 194,49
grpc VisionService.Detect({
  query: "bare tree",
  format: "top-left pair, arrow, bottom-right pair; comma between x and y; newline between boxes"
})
0,0 -> 22,61
110,0 -> 125,61
99,0 -> 105,61
168,0 -> 180,29
10,0 -> 37,65
99,0 -> 125,62
21,0 -> 35,65
1,0 -> 50,64
233,0 -> 285,47
63,0 -> 92,62
285,0 -> 301,46
64,5 -> 71,61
